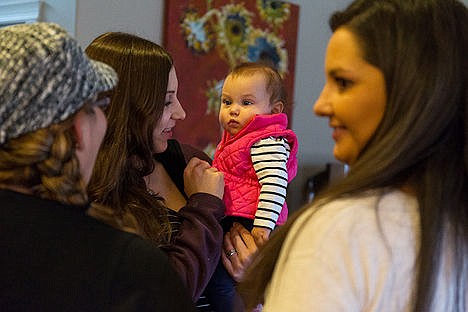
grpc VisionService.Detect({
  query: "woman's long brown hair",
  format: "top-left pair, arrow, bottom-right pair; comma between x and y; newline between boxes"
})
86,32 -> 174,245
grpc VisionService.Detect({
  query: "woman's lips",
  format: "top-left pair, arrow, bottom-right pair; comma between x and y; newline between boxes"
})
332,126 -> 346,141
162,127 -> 173,137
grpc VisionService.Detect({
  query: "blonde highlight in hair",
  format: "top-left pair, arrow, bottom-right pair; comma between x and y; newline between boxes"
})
0,115 -> 88,206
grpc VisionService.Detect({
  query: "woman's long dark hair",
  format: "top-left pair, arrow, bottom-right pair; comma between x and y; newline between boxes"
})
85,32 -> 174,245
239,0 -> 468,310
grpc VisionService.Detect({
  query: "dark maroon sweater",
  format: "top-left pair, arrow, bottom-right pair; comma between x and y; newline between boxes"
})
156,139 -> 225,301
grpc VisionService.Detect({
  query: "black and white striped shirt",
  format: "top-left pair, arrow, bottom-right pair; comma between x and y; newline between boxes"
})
251,136 -> 291,230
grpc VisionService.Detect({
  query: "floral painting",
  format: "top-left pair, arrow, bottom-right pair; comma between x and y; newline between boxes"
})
164,0 -> 299,156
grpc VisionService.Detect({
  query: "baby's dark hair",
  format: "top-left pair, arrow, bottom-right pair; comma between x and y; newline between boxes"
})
228,62 -> 288,108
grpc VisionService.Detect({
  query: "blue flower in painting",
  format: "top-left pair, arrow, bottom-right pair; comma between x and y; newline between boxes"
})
218,4 -> 252,60
248,36 -> 280,67
189,20 -> 207,42
246,29 -> 288,75
225,15 -> 246,42
181,10 -> 215,54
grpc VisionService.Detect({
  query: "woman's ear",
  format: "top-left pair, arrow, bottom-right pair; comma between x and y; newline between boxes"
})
73,110 -> 89,152
271,101 -> 284,114
74,114 -> 84,151
73,110 -> 92,183
71,105 -> 107,185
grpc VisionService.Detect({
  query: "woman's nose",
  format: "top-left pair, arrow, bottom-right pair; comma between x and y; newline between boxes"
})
172,98 -> 186,120
313,86 -> 332,117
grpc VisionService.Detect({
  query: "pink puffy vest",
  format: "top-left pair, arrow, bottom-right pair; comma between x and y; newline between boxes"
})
212,113 -> 298,225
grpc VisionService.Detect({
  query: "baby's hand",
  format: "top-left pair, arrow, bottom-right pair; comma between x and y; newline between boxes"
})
251,226 -> 271,246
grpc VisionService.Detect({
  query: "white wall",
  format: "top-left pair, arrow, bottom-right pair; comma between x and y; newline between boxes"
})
42,0 -> 76,35
278,0 -> 351,210
76,0 -> 163,47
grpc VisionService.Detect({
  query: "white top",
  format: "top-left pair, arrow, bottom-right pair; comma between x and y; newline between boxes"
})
251,137 -> 290,230
263,189 -> 457,311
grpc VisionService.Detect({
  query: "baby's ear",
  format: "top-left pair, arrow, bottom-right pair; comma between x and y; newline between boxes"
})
271,101 -> 284,114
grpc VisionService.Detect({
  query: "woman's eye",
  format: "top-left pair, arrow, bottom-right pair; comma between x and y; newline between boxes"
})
164,95 -> 171,106
335,77 -> 352,90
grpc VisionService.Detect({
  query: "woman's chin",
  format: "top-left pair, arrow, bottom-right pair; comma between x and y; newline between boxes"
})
153,140 -> 168,154
333,148 -> 354,166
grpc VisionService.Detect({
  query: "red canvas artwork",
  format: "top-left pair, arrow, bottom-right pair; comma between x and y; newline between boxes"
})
164,0 -> 300,156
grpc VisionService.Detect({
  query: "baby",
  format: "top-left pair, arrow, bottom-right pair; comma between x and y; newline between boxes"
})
213,62 -> 298,244
206,62 -> 298,311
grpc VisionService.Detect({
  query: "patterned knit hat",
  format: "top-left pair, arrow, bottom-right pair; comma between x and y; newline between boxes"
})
0,22 -> 118,145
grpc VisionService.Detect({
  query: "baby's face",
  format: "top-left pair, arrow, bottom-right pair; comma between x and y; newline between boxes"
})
219,72 -> 273,136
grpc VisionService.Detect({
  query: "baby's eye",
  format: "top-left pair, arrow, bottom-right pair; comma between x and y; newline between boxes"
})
242,100 -> 254,105
222,98 -> 232,105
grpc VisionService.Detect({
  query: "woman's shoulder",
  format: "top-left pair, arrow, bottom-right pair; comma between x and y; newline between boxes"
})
288,189 -> 419,255
269,193 -> 420,311
311,188 -> 418,223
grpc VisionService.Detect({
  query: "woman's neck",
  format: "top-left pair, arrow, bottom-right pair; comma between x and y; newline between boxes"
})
145,161 -> 186,212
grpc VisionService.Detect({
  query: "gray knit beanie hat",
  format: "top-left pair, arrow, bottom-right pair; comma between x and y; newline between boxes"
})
0,22 -> 118,145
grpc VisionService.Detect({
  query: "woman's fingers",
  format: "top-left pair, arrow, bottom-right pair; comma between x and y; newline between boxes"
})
183,157 -> 224,198
222,231 -> 243,282
221,223 -> 259,282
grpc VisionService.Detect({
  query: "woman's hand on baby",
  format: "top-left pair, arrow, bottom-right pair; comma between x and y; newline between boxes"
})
184,157 -> 224,199
222,222 -> 259,282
